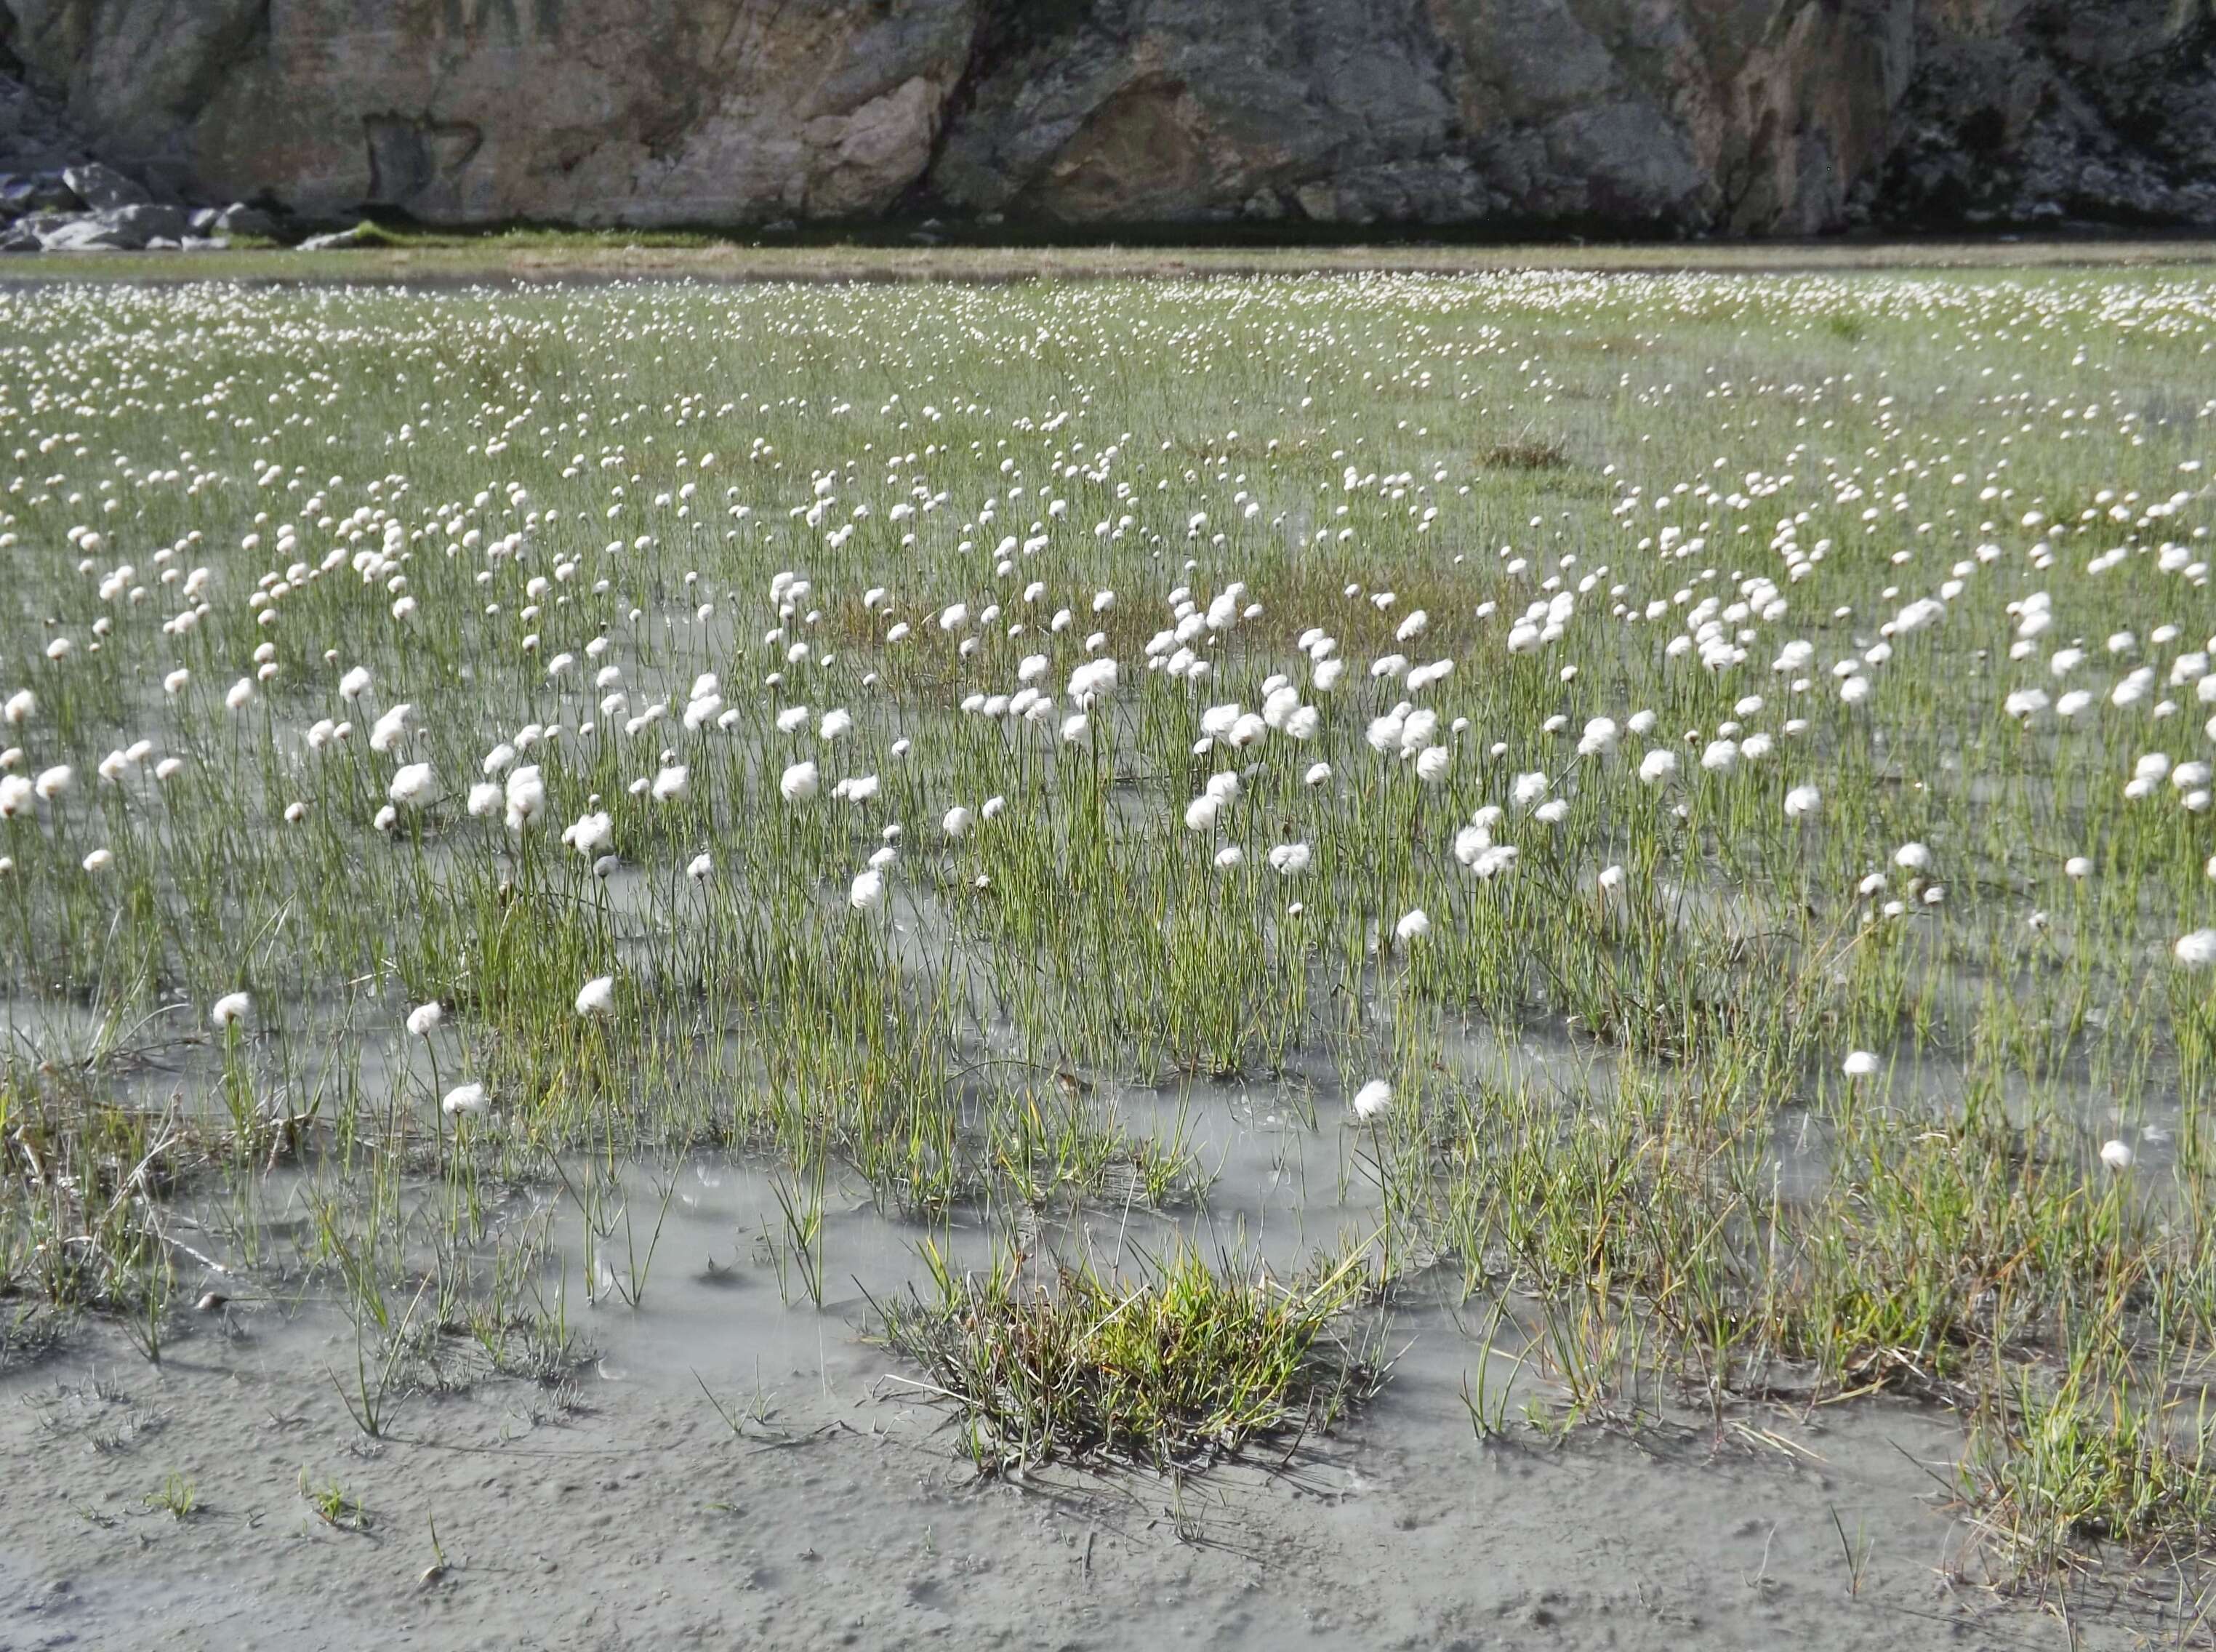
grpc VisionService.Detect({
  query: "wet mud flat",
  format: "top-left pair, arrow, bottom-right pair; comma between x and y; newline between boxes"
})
0,1282 -> 2148,1652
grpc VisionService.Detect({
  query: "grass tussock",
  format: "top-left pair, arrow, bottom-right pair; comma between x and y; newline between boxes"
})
1962,1360 -> 2216,1576
1478,435 -> 1570,470
876,1243 -> 1387,1475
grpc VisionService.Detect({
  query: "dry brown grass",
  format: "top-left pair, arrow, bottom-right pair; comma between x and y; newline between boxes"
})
1479,436 -> 1570,471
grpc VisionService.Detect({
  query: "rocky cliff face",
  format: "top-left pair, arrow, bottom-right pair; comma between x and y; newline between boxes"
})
2,0 -> 2212,235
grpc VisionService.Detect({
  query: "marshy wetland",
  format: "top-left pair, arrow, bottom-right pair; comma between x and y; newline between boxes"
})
4,260 -> 2216,1646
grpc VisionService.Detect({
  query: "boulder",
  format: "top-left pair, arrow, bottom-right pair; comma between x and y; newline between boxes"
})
35,201 -> 187,250
214,202 -> 278,238
39,215 -> 140,250
1,173 -> 84,213
60,161 -> 148,210
108,201 -> 188,239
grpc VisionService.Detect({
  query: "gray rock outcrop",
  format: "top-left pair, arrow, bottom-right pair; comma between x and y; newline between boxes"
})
0,0 -> 2209,235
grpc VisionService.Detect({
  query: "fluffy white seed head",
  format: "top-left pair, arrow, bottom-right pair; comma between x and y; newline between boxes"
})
388,763 -> 435,809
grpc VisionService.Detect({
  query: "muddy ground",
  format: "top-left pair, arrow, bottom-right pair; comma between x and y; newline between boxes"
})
0,1290 -> 2167,1652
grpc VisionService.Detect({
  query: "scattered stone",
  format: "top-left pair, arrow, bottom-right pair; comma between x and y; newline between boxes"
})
3,210 -> 68,248
38,202 -> 188,251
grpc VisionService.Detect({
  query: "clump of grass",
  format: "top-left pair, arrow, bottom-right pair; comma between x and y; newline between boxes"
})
1961,1358 -> 2216,1576
876,1241 -> 1386,1476
0,1302 -> 65,1371
1478,434 -> 1569,470
1,1068 -> 197,1362
31,1367 -> 164,1451
144,1470 -> 197,1520
326,217 -> 728,253
299,1467 -> 373,1533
